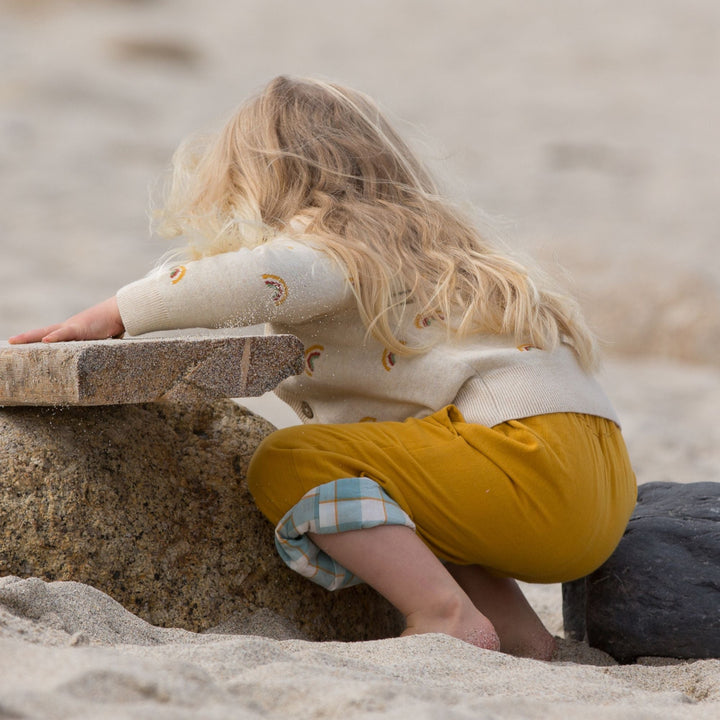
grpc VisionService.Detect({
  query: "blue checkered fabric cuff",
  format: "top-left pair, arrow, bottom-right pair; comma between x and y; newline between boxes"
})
274,477 -> 415,591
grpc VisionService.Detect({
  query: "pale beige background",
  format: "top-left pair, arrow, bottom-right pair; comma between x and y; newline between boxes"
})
2,0 -> 719,358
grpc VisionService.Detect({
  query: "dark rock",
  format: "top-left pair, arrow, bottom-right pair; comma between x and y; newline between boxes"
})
562,481 -> 720,662
0,400 -> 403,641
561,578 -> 588,642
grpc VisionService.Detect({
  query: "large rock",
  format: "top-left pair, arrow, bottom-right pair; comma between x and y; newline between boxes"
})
0,400 -> 403,641
562,481 -> 720,662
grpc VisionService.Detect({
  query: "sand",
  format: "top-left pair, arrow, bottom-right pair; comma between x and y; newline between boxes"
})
1,574 -> 719,719
1,0 -> 719,717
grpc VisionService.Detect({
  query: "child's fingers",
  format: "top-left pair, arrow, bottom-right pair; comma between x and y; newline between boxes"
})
7,324 -> 63,344
41,325 -> 85,343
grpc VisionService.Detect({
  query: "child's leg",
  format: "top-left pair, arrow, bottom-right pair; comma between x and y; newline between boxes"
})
308,525 -> 500,652
446,563 -> 556,660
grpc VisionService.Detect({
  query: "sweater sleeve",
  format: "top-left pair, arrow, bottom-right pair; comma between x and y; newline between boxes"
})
116,238 -> 353,336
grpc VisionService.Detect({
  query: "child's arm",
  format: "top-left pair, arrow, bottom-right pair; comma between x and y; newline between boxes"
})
116,241 -> 353,337
9,239 -> 350,344
8,296 -> 124,344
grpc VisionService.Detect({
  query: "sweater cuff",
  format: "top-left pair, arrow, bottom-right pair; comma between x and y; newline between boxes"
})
116,278 -> 171,337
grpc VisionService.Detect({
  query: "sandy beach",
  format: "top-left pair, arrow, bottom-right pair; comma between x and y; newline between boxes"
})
1,0 -> 719,717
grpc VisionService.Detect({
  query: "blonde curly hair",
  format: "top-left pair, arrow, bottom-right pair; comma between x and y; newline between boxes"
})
156,75 -> 598,369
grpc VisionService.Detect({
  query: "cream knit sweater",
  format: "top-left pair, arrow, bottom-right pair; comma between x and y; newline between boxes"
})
116,237 -> 619,427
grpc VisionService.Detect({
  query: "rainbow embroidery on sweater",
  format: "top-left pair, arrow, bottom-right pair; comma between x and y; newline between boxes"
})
169,266 -> 186,284
262,274 -> 288,305
381,348 -> 397,372
517,344 -> 539,352
413,311 -> 445,329
305,345 -> 324,376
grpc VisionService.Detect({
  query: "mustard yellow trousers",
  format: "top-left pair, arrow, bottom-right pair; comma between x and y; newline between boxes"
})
247,406 -> 637,583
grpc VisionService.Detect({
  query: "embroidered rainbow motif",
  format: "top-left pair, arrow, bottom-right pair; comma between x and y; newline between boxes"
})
305,345 -> 324,376
382,348 -> 397,372
169,266 -> 186,284
414,311 -> 445,329
261,274 -> 288,305
517,344 -> 538,352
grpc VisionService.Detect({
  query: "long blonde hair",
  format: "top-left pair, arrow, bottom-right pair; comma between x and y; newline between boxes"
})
156,75 -> 598,369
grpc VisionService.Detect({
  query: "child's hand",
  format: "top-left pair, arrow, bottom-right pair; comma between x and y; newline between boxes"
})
8,296 -> 125,344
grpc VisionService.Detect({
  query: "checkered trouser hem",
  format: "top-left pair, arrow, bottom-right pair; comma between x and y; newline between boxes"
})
274,477 -> 416,591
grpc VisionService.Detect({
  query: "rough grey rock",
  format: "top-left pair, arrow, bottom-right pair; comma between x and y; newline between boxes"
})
0,400 -> 403,641
562,481 -> 720,662
0,335 -> 304,406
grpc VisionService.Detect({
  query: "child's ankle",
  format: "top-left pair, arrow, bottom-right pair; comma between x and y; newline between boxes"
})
402,594 -> 500,651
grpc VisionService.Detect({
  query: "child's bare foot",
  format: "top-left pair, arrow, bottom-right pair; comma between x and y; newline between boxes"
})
446,564 -> 557,661
401,594 -> 501,651
505,629 -> 557,661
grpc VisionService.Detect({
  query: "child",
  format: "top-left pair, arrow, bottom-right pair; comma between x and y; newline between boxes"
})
10,75 -> 636,660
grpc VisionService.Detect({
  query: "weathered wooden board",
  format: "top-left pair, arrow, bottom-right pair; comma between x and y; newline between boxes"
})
0,335 -> 304,406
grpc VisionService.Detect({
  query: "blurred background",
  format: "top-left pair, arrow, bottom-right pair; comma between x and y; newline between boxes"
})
1,0 -> 719,449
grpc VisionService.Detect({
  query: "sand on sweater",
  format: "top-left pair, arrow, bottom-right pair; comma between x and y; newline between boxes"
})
1,0 -> 719,718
